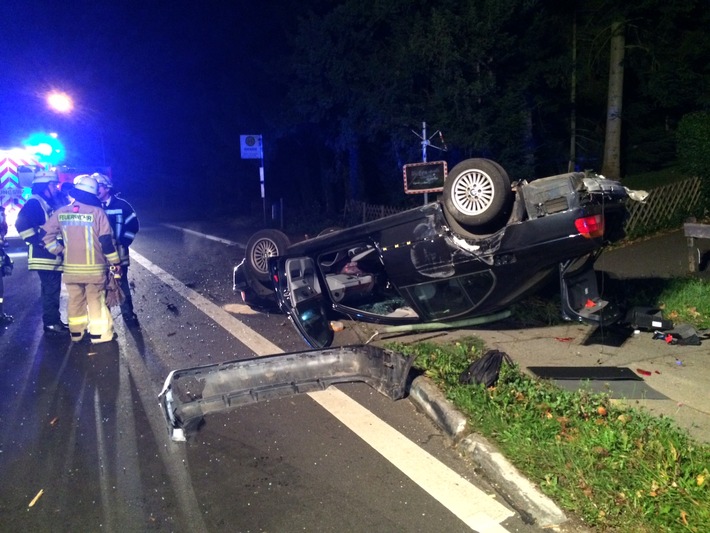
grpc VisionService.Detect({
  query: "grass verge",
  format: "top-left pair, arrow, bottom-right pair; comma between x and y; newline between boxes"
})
389,338 -> 710,533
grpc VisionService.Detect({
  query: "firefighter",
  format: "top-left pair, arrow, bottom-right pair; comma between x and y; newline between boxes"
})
42,175 -> 121,344
15,170 -> 67,335
0,205 -> 13,326
93,173 -> 141,328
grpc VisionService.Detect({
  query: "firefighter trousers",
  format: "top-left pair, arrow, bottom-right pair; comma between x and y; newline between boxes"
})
37,270 -> 63,327
66,282 -> 115,343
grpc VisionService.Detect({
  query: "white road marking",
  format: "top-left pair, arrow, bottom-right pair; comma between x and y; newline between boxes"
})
310,388 -> 513,532
131,243 -> 514,531
132,251 -> 281,355
161,223 -> 243,247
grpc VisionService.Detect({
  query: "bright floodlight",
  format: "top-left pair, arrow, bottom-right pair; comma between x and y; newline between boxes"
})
47,91 -> 73,113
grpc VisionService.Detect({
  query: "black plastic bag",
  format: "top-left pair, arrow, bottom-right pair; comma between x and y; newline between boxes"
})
459,349 -> 514,387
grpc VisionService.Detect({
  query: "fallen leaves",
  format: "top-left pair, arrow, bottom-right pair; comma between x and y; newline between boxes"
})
592,446 -> 609,457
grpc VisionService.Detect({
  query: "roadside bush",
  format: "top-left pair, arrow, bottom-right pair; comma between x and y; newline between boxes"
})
677,111 -> 710,217
677,112 -> 710,179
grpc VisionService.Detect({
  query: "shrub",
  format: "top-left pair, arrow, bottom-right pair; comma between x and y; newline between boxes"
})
677,111 -> 710,179
677,111 -> 710,216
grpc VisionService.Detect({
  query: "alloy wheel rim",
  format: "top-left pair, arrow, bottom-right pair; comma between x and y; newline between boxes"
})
452,170 -> 495,215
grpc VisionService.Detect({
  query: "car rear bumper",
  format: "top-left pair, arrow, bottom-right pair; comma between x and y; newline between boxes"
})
159,344 -> 415,441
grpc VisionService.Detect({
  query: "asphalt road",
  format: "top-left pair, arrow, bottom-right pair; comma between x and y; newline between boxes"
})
0,221 -> 544,533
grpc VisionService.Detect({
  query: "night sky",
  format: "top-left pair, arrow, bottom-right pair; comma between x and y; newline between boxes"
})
2,1 -> 298,206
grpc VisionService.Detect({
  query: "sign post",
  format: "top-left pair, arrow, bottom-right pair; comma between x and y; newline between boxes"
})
240,135 -> 265,223
409,122 -> 447,203
406,122 -> 448,202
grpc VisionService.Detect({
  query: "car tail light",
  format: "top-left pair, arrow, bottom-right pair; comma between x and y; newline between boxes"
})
575,215 -> 604,239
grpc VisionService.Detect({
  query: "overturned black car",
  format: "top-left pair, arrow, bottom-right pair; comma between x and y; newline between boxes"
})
234,158 -> 645,349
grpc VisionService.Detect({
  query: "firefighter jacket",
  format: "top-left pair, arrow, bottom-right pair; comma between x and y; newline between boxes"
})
102,195 -> 139,266
15,195 -> 63,271
42,201 -> 120,284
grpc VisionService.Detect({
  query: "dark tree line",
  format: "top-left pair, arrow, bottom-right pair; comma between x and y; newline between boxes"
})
5,1 -> 707,217
257,0 -> 709,216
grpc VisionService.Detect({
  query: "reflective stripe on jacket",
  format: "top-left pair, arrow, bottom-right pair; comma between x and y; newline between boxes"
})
15,196 -> 63,271
103,195 -> 139,266
42,202 -> 120,283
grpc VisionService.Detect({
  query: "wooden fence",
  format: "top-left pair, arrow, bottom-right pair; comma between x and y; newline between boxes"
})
342,176 -> 706,238
623,176 -> 703,236
342,200 -> 409,226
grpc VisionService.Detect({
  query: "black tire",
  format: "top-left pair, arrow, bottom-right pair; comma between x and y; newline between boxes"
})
245,229 -> 291,282
443,158 -> 512,227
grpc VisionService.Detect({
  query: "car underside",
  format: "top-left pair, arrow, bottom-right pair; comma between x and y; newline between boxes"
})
233,159 -> 646,348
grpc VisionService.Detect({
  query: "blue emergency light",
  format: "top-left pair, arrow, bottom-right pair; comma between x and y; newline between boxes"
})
22,132 -> 65,165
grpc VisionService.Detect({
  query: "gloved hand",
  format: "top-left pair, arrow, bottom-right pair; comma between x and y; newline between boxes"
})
110,264 -> 122,279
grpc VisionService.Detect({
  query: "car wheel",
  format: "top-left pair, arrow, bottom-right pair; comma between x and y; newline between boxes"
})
443,158 -> 512,227
245,229 -> 291,282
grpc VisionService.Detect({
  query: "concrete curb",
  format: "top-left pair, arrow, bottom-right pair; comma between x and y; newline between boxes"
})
409,375 -> 568,529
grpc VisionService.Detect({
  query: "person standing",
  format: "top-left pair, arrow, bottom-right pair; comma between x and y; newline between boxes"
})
92,173 -> 141,328
15,170 -> 67,335
0,205 -> 14,326
42,175 -> 121,344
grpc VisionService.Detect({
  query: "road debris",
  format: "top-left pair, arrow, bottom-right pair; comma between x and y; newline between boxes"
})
28,489 -> 44,508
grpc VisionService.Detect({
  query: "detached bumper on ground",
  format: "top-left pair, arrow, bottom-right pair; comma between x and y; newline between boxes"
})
159,344 -> 415,441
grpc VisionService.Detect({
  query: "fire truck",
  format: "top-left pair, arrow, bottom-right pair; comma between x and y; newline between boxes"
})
0,148 -> 42,237
0,147 -> 110,237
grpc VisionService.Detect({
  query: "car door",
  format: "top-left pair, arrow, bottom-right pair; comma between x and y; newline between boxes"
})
273,256 -> 335,348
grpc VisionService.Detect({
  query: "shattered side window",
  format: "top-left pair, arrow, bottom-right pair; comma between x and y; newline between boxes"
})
404,271 -> 495,320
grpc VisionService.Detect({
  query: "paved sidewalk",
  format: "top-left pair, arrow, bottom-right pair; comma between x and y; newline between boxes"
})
595,228 -> 710,279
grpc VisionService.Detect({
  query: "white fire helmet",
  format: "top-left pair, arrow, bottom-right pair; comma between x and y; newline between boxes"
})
32,170 -> 59,184
74,175 -> 98,195
91,173 -> 113,189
